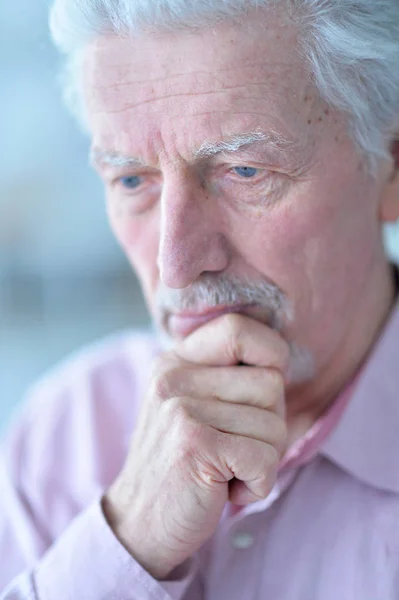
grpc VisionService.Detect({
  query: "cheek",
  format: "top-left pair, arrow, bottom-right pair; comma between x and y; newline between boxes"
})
232,175 -> 380,340
107,198 -> 161,302
293,178 -> 379,297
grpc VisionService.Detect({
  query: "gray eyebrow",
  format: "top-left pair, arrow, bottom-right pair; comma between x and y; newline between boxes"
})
90,148 -> 145,168
194,130 -> 295,159
91,130 -> 297,169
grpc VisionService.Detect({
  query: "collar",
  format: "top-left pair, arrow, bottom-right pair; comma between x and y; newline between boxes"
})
321,283 -> 399,494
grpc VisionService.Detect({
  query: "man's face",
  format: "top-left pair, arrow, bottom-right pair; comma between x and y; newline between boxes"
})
84,12 -> 390,384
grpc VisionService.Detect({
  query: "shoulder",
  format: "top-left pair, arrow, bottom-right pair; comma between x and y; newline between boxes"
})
7,328 -> 159,424
27,328 -> 159,399
11,328 -> 160,429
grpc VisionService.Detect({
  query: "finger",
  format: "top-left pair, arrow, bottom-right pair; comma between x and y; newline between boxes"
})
181,396 -> 287,452
229,476 -> 275,506
175,313 -> 290,375
212,432 -> 279,504
155,366 -> 285,417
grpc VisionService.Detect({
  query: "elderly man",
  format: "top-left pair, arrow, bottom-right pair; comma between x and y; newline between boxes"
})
1,0 -> 399,598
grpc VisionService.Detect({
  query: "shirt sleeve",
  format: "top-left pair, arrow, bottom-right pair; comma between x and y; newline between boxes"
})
1,500 -> 200,600
0,336 -> 204,599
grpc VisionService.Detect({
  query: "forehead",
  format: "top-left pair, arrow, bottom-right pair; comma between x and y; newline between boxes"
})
83,11 -> 319,161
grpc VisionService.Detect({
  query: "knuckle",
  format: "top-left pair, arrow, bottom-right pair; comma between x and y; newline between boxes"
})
150,371 -> 172,400
261,443 -> 280,471
163,395 -> 190,420
260,472 -> 277,499
256,369 -> 284,412
165,397 -> 200,435
272,417 -> 288,448
149,354 -> 169,378
150,367 -> 182,400
250,472 -> 275,501
267,369 -> 285,403
225,312 -> 244,336
168,399 -> 207,454
223,313 -> 244,359
257,481 -> 273,500
150,351 -> 179,378
238,441 -> 279,497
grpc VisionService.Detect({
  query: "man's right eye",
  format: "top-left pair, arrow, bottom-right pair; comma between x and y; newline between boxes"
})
119,175 -> 143,190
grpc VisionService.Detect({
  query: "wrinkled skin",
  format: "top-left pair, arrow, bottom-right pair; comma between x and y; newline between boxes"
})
84,9 -> 399,578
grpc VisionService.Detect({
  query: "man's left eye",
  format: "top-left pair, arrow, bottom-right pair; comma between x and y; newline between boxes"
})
232,166 -> 259,178
119,175 -> 143,189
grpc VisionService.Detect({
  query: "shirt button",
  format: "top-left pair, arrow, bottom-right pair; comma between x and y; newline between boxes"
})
231,531 -> 255,550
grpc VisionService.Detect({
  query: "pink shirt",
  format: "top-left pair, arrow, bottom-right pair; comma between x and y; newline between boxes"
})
1,300 -> 399,599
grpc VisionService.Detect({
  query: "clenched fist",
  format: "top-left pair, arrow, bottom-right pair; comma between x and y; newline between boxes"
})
103,314 -> 289,579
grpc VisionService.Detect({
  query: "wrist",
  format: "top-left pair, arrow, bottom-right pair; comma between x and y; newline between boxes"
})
101,491 -> 176,580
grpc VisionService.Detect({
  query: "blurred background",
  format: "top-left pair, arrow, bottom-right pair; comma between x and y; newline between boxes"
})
1,1 -> 399,432
0,0 -> 150,432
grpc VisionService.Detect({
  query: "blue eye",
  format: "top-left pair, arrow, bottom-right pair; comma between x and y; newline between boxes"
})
233,166 -> 258,178
120,175 -> 142,189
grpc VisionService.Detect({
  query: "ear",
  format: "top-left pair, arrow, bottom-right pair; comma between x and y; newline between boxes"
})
380,139 -> 399,223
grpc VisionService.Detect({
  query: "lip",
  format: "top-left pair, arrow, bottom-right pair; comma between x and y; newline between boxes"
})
167,304 -> 252,338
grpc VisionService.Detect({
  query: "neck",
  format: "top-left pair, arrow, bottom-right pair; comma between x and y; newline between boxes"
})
285,261 -> 397,449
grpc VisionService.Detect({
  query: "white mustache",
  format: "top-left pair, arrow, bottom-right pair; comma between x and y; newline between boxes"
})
155,274 -> 292,331
155,275 -> 315,385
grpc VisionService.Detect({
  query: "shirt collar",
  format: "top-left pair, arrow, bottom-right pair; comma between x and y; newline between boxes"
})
321,283 -> 399,494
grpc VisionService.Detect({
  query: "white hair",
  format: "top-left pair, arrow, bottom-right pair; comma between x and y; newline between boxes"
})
49,0 -> 399,168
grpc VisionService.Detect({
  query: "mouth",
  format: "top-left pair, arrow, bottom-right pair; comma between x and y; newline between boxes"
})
166,304 -> 255,338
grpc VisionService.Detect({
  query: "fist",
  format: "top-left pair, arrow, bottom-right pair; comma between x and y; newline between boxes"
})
103,314 -> 289,579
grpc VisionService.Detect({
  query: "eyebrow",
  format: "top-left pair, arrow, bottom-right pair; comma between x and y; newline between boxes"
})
194,130 -> 296,159
90,149 -> 145,169
90,130 -> 298,169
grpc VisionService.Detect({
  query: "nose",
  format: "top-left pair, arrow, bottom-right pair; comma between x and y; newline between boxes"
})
157,176 -> 230,289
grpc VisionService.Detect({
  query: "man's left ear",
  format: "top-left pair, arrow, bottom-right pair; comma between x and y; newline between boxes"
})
380,138 -> 399,223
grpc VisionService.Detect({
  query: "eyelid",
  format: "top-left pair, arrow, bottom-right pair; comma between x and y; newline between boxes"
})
106,165 -> 158,178
230,165 -> 261,171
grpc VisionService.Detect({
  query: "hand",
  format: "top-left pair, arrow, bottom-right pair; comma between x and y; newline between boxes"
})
103,314 -> 289,579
